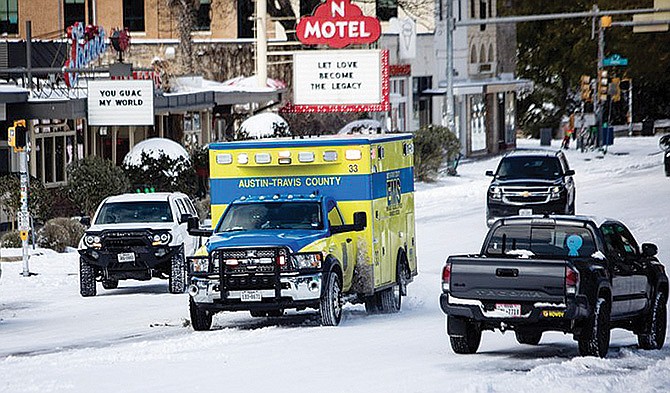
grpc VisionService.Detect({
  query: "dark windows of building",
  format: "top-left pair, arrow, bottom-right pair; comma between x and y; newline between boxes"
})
300,0 -> 321,16
194,0 -> 211,31
413,76 -> 433,128
64,0 -> 85,30
376,0 -> 397,22
0,0 -> 18,34
123,0 -> 145,32
470,0 -> 475,18
479,0 -> 487,31
438,0 -> 444,20
238,0 -> 254,38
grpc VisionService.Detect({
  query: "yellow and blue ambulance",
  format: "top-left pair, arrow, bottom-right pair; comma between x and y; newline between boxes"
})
187,134 -> 417,329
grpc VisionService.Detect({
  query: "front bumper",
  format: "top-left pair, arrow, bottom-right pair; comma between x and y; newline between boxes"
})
79,245 -> 179,271
487,198 -> 568,226
189,273 -> 323,311
439,292 -> 590,325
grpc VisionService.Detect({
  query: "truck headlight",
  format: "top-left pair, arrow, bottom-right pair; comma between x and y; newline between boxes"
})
550,186 -> 563,200
152,232 -> 172,246
84,235 -> 101,248
292,253 -> 322,269
489,186 -> 502,200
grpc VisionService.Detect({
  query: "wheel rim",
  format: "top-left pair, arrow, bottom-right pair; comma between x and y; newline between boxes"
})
332,279 -> 342,318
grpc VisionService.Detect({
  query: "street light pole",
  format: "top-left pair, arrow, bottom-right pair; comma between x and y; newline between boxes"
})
445,0 -> 455,133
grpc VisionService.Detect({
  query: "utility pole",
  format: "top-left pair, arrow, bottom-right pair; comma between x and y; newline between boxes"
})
596,5 -> 606,147
256,0 -> 268,88
445,0 -> 455,133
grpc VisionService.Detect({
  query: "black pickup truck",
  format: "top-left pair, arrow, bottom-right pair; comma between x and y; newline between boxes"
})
440,215 -> 667,357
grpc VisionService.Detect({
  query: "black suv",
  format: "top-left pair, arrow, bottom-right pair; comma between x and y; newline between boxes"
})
660,134 -> 670,177
486,150 -> 575,226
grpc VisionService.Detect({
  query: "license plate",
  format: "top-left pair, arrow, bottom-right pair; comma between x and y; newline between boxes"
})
117,252 -> 135,263
240,290 -> 262,302
495,303 -> 521,317
519,208 -> 533,216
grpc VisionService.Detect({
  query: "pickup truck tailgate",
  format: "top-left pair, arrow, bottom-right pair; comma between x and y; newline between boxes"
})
448,256 -> 566,303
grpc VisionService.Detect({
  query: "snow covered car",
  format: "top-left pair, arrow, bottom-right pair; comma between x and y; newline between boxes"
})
78,192 -> 200,296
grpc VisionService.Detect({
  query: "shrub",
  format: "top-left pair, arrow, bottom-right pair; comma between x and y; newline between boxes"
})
1,230 -> 23,248
194,197 -> 211,221
66,156 -> 130,217
123,151 -> 198,198
413,125 -> 461,182
37,218 -> 85,253
0,175 -> 52,225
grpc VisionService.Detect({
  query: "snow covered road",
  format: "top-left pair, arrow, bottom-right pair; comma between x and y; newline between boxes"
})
1,136 -> 669,393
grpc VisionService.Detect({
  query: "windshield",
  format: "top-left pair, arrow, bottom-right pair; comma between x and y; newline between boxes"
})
496,156 -> 563,179
95,201 -> 173,224
486,225 -> 597,258
216,202 -> 323,232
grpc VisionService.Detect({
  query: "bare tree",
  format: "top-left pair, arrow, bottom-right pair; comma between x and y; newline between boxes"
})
166,0 -> 199,72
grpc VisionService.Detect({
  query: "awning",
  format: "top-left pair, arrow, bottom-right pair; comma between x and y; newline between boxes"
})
422,78 -> 534,96
154,91 -> 215,115
0,84 -> 29,103
7,98 -> 86,120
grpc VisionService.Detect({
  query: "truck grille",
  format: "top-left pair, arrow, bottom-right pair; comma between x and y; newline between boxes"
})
213,247 -> 287,291
502,187 -> 551,205
102,231 -> 151,248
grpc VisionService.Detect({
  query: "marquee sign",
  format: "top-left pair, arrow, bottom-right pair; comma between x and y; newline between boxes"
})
296,0 -> 381,48
87,80 -> 154,126
64,22 -> 108,87
282,49 -> 389,113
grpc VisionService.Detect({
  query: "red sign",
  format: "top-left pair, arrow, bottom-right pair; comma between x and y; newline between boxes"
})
296,0 -> 381,49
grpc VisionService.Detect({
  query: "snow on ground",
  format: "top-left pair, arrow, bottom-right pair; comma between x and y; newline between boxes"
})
1,136 -> 669,393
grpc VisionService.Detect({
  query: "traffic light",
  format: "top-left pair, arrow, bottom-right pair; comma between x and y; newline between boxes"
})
580,75 -> 592,102
598,69 -> 609,101
14,120 -> 27,149
8,120 -> 27,151
610,77 -> 621,102
600,16 -> 613,28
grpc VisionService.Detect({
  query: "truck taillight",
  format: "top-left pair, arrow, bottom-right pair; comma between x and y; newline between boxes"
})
442,263 -> 452,292
565,266 -> 579,295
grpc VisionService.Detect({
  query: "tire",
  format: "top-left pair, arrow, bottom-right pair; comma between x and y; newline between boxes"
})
515,330 -> 542,345
101,279 -> 118,290
79,258 -> 97,297
320,271 -> 343,326
637,291 -> 667,350
578,297 -> 611,357
189,297 -> 213,331
449,319 -> 482,354
169,246 -> 187,294
378,257 -> 407,314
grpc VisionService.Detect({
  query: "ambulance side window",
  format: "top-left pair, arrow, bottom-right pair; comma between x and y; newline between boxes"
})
327,202 -> 344,226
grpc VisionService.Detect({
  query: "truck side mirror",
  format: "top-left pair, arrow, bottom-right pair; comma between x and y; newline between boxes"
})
565,169 -> 575,176
642,243 -> 658,257
179,213 -> 191,224
353,211 -> 367,231
485,170 -> 494,177
187,216 -> 200,231
80,216 -> 91,227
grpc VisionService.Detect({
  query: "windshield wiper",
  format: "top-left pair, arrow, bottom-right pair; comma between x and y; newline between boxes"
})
221,226 -> 246,232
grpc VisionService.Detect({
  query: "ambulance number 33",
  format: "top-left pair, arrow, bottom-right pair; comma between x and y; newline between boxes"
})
348,164 -> 358,173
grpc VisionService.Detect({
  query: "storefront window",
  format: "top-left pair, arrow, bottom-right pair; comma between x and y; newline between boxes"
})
470,95 -> 486,152
34,119 -> 78,187
183,112 -> 201,149
505,93 -> 516,144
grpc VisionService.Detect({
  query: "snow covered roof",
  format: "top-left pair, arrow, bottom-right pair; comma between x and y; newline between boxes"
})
337,119 -> 386,135
123,138 -> 190,167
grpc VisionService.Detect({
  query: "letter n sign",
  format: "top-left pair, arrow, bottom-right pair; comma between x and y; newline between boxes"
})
296,0 -> 381,48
